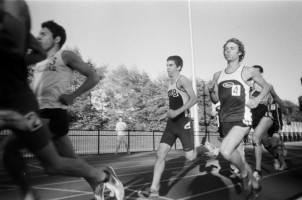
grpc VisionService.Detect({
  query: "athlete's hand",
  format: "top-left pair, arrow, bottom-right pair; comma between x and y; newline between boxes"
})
58,94 -> 74,106
167,109 -> 179,119
246,98 -> 260,109
158,113 -> 168,122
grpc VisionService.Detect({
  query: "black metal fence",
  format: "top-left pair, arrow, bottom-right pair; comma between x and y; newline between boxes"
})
1,127 -> 301,157
0,129 -> 219,156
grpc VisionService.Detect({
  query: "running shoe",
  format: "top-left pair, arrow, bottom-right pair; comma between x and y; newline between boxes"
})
278,163 -> 288,171
103,166 -> 124,200
242,170 -> 261,193
233,168 -> 241,177
94,183 -> 105,200
23,190 -> 40,200
253,170 -> 262,182
229,164 -> 241,177
274,159 -> 280,170
205,141 -> 219,156
138,187 -> 159,198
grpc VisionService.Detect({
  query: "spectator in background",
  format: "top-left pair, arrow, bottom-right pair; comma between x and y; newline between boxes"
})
115,116 -> 130,154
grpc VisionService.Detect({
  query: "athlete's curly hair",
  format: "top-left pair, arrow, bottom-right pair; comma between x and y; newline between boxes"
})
42,20 -> 66,48
223,38 -> 245,62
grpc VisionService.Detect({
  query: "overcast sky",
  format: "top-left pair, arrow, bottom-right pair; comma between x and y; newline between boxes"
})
27,0 -> 302,103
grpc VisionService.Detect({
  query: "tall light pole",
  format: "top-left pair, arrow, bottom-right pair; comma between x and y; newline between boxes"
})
188,0 -> 200,147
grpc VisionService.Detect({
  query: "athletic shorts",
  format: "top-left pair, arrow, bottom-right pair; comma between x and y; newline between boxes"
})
267,104 -> 283,137
251,104 -> 268,129
220,121 -> 250,138
160,116 -> 194,152
252,103 -> 282,137
0,90 -> 50,151
38,108 -> 69,138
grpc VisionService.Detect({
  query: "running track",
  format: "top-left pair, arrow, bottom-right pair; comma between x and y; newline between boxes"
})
0,142 -> 302,200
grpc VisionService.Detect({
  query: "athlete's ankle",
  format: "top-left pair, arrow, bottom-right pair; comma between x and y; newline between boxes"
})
150,185 -> 159,192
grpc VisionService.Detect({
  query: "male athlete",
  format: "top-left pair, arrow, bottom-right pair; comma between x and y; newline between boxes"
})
250,65 -> 289,180
0,3 -> 124,199
208,38 -> 271,193
138,55 -> 198,198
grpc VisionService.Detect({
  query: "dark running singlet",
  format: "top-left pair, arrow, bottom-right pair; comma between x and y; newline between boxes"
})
217,65 -> 251,124
168,75 -> 189,119
160,75 -> 193,151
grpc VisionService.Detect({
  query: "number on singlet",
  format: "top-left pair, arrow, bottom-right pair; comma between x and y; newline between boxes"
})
232,85 -> 241,96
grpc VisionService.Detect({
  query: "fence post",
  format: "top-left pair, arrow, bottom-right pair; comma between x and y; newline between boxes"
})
97,129 -> 100,155
128,130 -> 130,153
153,131 -> 155,151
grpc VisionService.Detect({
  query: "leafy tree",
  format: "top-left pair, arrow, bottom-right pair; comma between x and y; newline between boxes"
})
283,100 -> 302,122
67,60 -> 107,130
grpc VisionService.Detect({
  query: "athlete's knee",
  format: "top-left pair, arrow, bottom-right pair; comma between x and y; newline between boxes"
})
270,137 -> 279,148
252,141 -> 262,148
220,148 -> 232,160
271,142 -> 279,149
155,150 -> 166,161
252,135 -> 261,145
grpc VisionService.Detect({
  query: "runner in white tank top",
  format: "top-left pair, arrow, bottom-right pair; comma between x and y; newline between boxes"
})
33,20 -> 124,200
32,49 -> 73,109
208,38 -> 272,194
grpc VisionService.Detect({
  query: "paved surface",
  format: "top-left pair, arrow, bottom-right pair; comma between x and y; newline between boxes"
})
0,142 -> 302,200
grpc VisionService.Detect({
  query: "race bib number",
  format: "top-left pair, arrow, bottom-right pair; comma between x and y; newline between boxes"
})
232,85 -> 241,96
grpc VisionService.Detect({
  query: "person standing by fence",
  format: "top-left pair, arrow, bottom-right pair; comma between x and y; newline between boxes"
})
115,116 -> 130,154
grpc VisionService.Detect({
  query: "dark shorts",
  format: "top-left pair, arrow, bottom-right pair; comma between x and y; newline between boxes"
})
38,108 -> 69,138
0,90 -> 50,152
252,103 -> 282,137
160,116 -> 194,152
220,121 -> 250,138
267,104 -> 283,137
251,104 -> 268,129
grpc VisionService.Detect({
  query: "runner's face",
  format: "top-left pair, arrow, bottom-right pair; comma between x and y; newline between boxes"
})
37,28 -> 56,51
166,60 -> 179,78
223,42 -> 241,62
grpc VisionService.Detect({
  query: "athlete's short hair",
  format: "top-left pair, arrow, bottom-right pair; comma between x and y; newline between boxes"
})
253,65 -> 264,74
41,20 -> 66,48
223,38 -> 245,62
167,55 -> 183,71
